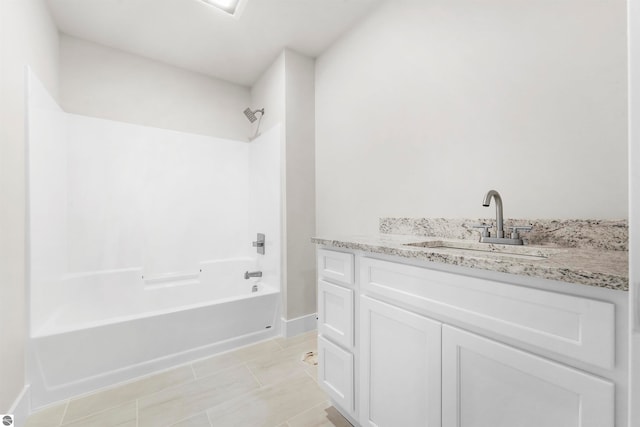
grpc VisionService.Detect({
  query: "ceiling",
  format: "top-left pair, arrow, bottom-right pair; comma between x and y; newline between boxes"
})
46,0 -> 384,87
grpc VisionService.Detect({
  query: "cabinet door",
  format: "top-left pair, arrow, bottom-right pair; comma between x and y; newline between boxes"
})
318,335 -> 355,415
318,279 -> 354,349
360,296 -> 442,427
442,325 -> 614,427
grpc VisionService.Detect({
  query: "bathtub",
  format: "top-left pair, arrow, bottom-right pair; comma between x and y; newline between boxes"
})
29,257 -> 280,408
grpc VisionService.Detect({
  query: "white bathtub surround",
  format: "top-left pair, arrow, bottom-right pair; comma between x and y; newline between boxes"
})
26,71 -> 282,409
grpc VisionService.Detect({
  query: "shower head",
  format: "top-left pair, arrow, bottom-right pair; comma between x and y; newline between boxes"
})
243,108 -> 264,123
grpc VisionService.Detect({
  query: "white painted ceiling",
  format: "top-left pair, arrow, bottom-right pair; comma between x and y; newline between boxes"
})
46,0 -> 384,86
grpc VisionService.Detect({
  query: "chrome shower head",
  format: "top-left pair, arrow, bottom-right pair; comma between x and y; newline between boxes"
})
243,107 -> 264,123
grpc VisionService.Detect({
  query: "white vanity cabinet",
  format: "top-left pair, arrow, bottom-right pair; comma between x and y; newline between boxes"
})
360,295 -> 442,427
442,325 -> 614,427
316,249 -> 357,417
318,335 -> 355,414
316,248 -> 619,427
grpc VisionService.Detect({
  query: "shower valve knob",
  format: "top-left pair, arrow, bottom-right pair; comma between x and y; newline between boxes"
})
252,233 -> 265,254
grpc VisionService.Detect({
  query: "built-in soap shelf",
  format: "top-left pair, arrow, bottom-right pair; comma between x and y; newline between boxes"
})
142,270 -> 201,289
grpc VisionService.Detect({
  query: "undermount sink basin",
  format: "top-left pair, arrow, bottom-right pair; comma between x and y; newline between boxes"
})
403,240 -> 560,260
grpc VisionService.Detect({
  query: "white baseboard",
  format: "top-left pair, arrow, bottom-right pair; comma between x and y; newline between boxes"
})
281,313 -> 317,338
7,385 -> 30,427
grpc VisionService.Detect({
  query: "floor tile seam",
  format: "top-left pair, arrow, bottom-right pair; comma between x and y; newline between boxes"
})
201,371 -> 324,423
279,334 -> 318,349
258,369 -> 319,392
245,361 -> 265,388
245,368 -> 309,391
131,378 -> 198,410
244,351 -> 300,370
294,356 -> 315,370
201,383 -> 267,420
136,361 -> 253,408
302,369 -> 317,383
191,359 -> 245,380
56,400 -> 70,427
273,337 -> 286,350
237,350 -> 282,364
27,402 -> 68,426
233,338 -> 283,360
62,401 -> 127,425
278,345 -> 318,361
302,362 -> 318,372
138,366 -> 262,423
141,367 -> 263,420
52,336 -> 309,416
167,411 -> 209,427
183,360 -> 258,388
77,374 -> 196,418
60,365 -> 194,416
281,399 -> 330,425
189,363 -> 198,381
283,339 -> 318,350
278,360 -> 313,378
60,400 -> 134,426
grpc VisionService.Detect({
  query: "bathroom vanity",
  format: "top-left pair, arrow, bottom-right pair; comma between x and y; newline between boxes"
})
313,219 -> 629,427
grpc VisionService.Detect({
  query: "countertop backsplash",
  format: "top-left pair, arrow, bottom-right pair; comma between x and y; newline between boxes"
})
379,218 -> 628,252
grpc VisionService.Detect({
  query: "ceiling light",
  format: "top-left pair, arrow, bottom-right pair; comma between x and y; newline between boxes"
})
199,0 -> 241,15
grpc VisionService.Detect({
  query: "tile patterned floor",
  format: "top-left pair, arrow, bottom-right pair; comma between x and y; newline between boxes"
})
25,331 -> 352,427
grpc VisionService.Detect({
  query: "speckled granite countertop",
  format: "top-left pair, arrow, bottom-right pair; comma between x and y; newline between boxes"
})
312,218 -> 629,291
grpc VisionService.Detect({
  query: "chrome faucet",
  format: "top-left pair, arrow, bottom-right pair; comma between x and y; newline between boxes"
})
244,270 -> 262,279
482,190 -> 504,238
475,190 -> 532,245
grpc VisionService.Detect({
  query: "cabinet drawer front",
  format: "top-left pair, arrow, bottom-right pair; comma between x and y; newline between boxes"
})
318,249 -> 354,286
360,257 -> 615,369
442,325 -> 614,427
318,335 -> 355,415
318,280 -> 354,349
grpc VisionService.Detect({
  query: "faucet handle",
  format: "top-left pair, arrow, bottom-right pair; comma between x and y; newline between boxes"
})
472,223 -> 492,238
509,225 -> 533,240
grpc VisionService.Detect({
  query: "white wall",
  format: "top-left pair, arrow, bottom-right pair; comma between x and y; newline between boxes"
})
284,51 -> 316,320
250,52 -> 286,138
316,0 -> 628,236
251,50 -> 316,323
60,35 -> 252,141
0,0 -> 59,414
628,0 -> 640,422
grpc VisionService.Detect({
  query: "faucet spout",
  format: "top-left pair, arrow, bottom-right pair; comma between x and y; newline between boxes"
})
482,190 -> 504,238
244,270 -> 262,280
